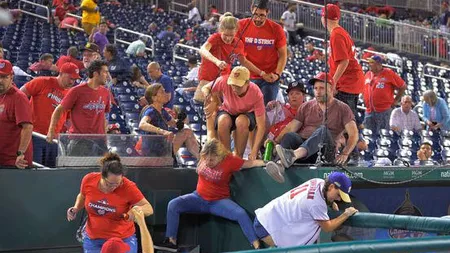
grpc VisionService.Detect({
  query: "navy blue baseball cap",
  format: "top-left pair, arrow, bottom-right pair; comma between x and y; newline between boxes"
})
328,172 -> 352,203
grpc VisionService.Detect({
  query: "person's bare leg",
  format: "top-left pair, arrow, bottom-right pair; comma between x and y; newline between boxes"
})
252,240 -> 260,249
217,114 -> 233,151
294,147 -> 308,160
234,115 -> 250,157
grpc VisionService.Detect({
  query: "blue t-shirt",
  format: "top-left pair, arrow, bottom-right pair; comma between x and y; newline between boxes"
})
140,106 -> 172,135
442,11 -> 450,25
153,74 -> 175,108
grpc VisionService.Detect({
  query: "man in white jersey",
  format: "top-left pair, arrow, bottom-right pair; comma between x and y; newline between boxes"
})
253,172 -> 358,247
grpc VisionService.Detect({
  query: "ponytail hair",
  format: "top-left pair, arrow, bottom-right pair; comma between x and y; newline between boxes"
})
100,152 -> 125,178
219,12 -> 239,32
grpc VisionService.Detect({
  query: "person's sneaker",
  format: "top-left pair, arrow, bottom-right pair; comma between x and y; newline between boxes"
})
265,161 -> 285,183
155,238 -> 178,252
275,145 -> 296,168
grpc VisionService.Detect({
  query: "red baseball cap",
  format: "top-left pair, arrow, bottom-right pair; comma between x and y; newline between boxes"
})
0,59 -> 13,75
322,4 -> 341,20
308,72 -> 335,87
60,62 -> 81,79
101,238 -> 130,253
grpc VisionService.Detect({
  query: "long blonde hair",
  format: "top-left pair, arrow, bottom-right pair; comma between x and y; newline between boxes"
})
199,138 -> 231,163
423,90 -> 438,106
219,12 -> 239,32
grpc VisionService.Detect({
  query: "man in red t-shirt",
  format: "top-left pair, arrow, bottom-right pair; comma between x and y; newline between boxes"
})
47,60 -> 111,156
202,66 -> 266,159
54,0 -> 76,23
238,1 -> 288,105
0,60 -> 33,169
363,55 -> 406,134
322,4 -> 364,125
56,46 -> 85,71
21,62 -> 80,167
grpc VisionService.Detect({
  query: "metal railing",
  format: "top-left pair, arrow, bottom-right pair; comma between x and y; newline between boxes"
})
172,0 -> 450,63
422,63 -> 450,81
18,0 -> 50,23
172,43 -> 200,63
114,27 -> 155,57
32,131 -> 59,168
169,1 -> 189,16
64,13 -> 85,32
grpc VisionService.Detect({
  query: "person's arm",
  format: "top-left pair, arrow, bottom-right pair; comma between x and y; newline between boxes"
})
239,55 -> 269,80
242,159 -> 266,169
128,198 -> 153,218
249,114 -> 266,160
67,192 -> 85,221
316,207 -> 358,232
201,80 -> 214,97
15,123 -> 32,169
47,105 -> 66,143
132,207 -> 154,253
392,86 -> 406,107
19,86 -> 31,97
335,120 -> 358,165
139,115 -> 171,135
140,76 -> 150,87
274,119 -> 302,144
275,45 -> 288,77
389,109 -> 400,132
199,41 -> 227,70
435,99 -> 450,129
333,59 -> 350,84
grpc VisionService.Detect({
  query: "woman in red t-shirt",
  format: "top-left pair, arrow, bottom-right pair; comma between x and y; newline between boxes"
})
66,153 -> 153,252
156,139 -> 284,250
194,12 -> 271,140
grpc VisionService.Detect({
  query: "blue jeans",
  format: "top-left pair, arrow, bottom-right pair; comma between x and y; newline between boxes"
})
32,135 -> 58,167
253,216 -> 270,239
280,126 -> 335,162
335,91 -> 361,125
251,79 -> 280,106
166,191 -> 258,244
83,234 -> 137,253
363,108 -> 392,135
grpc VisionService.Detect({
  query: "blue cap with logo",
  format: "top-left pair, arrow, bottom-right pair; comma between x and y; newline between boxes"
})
328,171 -> 352,203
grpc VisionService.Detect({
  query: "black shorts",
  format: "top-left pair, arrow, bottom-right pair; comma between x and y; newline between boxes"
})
214,110 -> 257,132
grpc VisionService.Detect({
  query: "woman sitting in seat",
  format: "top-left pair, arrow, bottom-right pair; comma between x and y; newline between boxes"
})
138,83 -> 200,159
422,90 -> 450,131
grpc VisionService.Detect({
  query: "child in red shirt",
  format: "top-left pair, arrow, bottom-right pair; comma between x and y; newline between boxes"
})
157,139 -> 283,251
66,152 -> 153,252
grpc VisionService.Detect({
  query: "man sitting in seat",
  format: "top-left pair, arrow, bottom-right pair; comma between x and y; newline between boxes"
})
270,72 -> 358,170
202,66 -> 266,159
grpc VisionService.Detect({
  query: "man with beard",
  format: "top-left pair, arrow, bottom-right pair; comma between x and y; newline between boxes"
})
269,72 -> 358,170
80,43 -> 101,82
253,172 -> 358,247
0,59 -> 33,169
21,62 -> 80,167
47,60 -> 111,156
238,0 -> 287,105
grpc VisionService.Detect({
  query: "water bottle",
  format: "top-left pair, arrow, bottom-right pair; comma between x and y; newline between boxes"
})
264,141 -> 274,161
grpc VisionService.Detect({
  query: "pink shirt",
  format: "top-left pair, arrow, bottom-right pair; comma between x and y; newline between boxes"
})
211,75 -> 265,117
61,83 -> 111,134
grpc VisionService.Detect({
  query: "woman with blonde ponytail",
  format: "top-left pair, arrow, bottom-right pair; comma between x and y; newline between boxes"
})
195,12 -> 270,140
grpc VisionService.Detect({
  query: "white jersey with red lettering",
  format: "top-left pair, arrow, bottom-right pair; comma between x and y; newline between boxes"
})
255,178 -> 329,247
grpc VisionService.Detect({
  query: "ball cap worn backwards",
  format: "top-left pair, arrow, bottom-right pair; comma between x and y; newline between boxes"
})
322,4 -> 341,21
228,66 -> 250,87
328,171 -> 352,203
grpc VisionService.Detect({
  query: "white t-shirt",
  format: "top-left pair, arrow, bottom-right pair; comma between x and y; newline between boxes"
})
185,66 -> 199,81
255,178 -> 329,247
188,7 -> 202,23
281,11 -> 296,32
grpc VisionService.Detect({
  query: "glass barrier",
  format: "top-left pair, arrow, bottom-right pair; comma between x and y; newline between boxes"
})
57,134 -> 173,167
